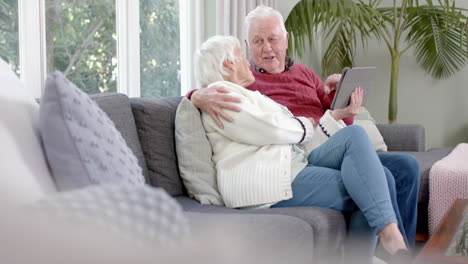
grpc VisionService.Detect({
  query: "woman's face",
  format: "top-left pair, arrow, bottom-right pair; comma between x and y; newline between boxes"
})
230,46 -> 255,87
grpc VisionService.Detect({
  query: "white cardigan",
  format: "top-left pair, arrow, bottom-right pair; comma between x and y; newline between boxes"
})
201,81 -> 346,208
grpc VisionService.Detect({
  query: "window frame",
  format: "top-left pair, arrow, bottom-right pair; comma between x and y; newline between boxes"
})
18,0 -> 46,98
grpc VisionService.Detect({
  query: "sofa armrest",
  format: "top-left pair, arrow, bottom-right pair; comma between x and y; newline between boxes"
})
376,124 -> 425,152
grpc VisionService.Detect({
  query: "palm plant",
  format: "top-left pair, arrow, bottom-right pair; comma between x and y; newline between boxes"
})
285,0 -> 468,123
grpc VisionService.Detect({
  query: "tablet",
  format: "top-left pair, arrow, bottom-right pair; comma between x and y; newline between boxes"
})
330,67 -> 377,110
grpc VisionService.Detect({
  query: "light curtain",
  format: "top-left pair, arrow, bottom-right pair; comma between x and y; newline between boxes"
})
180,0 -> 205,93
216,0 -> 278,53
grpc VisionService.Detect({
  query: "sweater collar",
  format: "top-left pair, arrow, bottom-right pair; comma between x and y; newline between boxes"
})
250,56 -> 294,73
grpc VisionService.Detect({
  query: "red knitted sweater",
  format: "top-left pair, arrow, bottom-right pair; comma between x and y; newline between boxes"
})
186,63 -> 354,125
246,63 -> 354,125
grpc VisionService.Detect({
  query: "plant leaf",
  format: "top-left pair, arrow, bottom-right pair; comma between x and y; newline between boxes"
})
285,0 -> 381,75
405,5 -> 468,79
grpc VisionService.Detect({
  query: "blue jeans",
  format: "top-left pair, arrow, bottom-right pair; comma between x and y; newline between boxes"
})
378,153 -> 419,250
342,154 -> 419,263
271,126 -> 413,261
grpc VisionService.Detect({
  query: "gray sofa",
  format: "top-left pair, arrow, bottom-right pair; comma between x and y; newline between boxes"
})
91,92 -> 452,262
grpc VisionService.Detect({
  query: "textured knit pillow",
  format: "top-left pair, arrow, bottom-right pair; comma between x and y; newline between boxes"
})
39,72 -> 145,190
175,98 -> 223,205
31,184 -> 189,246
354,107 -> 387,152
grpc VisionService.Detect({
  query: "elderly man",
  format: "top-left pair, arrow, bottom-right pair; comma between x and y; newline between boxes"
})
189,5 -> 419,261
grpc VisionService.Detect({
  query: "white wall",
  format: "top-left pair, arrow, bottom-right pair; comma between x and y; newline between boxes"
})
281,1 -> 468,149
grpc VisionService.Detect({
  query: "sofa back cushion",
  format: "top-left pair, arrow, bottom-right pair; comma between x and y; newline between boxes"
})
39,72 -> 145,191
354,107 -> 388,152
0,59 -> 56,206
175,98 -> 223,205
130,96 -> 186,196
91,93 -> 149,182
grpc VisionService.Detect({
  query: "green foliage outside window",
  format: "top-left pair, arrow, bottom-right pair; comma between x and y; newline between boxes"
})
0,0 -> 180,97
140,0 -> 180,98
0,0 -> 19,75
45,0 -> 117,94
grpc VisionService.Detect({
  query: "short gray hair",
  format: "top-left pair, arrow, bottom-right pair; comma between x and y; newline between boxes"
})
244,5 -> 287,41
194,35 -> 240,87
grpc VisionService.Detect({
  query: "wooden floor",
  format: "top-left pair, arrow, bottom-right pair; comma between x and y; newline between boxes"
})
416,232 -> 429,242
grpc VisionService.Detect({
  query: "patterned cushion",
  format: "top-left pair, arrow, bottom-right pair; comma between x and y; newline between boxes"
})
39,72 -> 145,191
175,98 -> 223,205
31,184 -> 189,245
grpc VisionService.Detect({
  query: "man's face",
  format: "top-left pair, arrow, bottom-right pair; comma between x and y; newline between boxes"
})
247,16 -> 288,74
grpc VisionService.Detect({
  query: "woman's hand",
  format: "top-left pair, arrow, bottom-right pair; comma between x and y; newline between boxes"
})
192,85 -> 241,129
331,87 -> 363,121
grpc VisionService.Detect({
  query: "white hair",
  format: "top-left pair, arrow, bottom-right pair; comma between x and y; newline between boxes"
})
244,5 -> 287,42
194,35 -> 241,87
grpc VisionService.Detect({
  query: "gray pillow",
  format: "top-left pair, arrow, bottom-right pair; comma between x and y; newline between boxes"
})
175,98 -> 223,205
39,72 -> 145,191
31,184 -> 189,246
130,96 -> 186,196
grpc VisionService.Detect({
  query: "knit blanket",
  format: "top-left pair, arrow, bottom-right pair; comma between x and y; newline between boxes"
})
428,143 -> 468,236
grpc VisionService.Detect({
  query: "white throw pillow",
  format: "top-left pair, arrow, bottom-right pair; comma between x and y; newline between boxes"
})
354,120 -> 388,152
175,98 -> 223,205
355,107 -> 376,123
0,59 -> 56,207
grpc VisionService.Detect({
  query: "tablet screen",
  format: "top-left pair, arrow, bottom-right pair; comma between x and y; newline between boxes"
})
330,67 -> 377,110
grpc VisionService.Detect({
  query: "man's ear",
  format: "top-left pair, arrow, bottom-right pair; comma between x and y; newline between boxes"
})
285,32 -> 289,50
223,59 -> 235,71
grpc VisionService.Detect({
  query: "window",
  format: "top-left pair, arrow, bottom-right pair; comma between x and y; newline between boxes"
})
0,0 -> 19,76
1,0 -> 184,97
45,0 -> 117,94
140,0 -> 180,97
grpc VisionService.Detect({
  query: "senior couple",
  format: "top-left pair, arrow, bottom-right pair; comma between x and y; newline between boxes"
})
186,5 -> 419,263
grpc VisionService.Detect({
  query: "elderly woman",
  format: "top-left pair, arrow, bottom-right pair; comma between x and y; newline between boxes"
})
194,35 -> 409,258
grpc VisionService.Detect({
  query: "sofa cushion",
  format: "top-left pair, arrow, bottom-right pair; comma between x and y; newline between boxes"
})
176,196 -> 345,261
186,212 -> 315,264
175,98 -> 223,205
130,96 -> 185,196
0,59 -> 56,206
354,120 -> 388,152
355,106 -> 376,123
355,107 -> 387,152
39,72 -> 145,191
90,93 -> 149,182
32,184 -> 189,246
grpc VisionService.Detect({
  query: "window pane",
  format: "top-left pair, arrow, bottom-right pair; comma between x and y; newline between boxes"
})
45,0 -> 117,94
0,0 -> 19,76
140,0 -> 180,97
